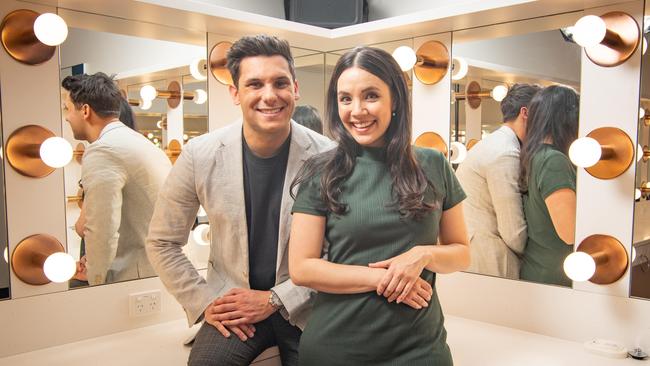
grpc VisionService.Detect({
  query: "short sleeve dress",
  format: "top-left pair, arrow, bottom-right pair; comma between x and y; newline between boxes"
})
520,144 -> 576,287
292,146 -> 466,366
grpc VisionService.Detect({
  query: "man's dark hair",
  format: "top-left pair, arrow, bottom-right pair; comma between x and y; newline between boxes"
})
500,83 -> 542,122
292,105 -> 323,134
119,97 -> 136,130
226,35 -> 296,87
61,72 -> 122,118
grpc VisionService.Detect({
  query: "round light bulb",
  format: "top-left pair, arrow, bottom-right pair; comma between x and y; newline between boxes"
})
490,85 -> 508,102
189,58 -> 207,81
194,89 -> 207,105
3,247 -> 7,263
40,137 -> 73,168
635,188 -> 642,200
449,141 -> 468,164
43,252 -> 76,283
451,57 -> 468,80
392,46 -> 417,72
140,99 -> 152,111
156,120 -> 163,129
33,13 -> 68,46
153,138 -> 159,144
632,246 -> 637,261
192,224 -> 210,246
139,85 -> 157,102
640,107 -> 646,119
643,36 -> 647,55
572,15 -> 607,47
147,132 -> 154,139
563,251 -> 596,282
638,143 -> 644,163
197,205 -> 207,217
183,134 -> 189,141
569,137 -> 602,167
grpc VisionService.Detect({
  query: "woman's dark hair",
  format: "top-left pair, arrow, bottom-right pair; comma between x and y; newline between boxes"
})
292,105 -> 323,134
291,46 -> 437,220
61,72 -> 121,118
519,85 -> 579,193
119,97 -> 136,130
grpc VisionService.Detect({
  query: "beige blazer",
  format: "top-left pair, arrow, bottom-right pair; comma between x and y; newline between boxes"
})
82,121 -> 172,285
146,121 -> 334,328
455,126 -> 527,279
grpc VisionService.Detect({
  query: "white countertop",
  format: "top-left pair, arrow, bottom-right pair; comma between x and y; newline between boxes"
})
1,315 -> 647,365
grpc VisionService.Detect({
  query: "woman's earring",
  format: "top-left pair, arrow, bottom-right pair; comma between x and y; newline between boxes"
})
392,111 -> 396,117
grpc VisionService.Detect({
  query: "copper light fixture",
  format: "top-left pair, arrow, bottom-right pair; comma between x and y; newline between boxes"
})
143,81 -> 205,108
0,9 -> 55,65
639,181 -> 650,197
454,81 -> 508,110
584,127 -> 634,179
640,145 -> 650,163
66,188 -> 83,209
165,139 -> 182,164
6,124 -> 56,178
11,234 -> 64,285
576,234 -> 628,284
414,132 -> 448,157
413,41 -> 449,85
209,41 -> 234,86
72,142 -> 85,164
579,12 -> 640,67
466,138 -> 479,150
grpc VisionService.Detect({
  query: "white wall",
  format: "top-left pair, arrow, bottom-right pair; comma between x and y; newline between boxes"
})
191,0 -> 285,19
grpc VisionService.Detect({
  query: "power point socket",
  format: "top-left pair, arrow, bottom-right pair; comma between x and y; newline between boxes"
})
129,290 -> 162,317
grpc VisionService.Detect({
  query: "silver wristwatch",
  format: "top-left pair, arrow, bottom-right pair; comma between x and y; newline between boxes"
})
269,290 -> 284,310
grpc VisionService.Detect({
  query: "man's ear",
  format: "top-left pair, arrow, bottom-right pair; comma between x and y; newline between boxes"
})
293,79 -> 300,101
520,106 -> 528,120
82,104 -> 92,121
229,84 -> 240,105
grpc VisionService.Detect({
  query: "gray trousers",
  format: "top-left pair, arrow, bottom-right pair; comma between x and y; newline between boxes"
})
188,312 -> 301,366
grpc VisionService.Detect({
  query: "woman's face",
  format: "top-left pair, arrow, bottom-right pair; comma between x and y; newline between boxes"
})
336,66 -> 393,147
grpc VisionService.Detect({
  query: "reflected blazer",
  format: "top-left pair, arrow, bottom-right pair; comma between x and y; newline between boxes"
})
146,120 -> 334,327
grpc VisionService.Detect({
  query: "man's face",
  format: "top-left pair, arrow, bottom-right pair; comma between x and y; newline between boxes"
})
229,55 -> 299,136
62,91 -> 88,141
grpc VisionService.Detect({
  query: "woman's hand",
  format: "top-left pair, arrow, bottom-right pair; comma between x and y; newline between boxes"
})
401,277 -> 432,309
369,246 -> 429,303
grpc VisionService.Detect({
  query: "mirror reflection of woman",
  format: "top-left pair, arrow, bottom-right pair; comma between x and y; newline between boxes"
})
289,46 -> 470,365
519,85 -> 579,287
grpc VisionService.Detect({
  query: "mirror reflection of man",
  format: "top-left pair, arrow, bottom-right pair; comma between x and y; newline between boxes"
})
61,72 -> 172,285
146,35 -> 334,366
455,83 -> 541,279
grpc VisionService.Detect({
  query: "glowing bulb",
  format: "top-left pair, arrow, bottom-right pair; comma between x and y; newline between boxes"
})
569,137 -> 602,167
147,132 -> 154,139
43,252 -> 76,283
197,206 -> 206,217
451,57 -> 468,80
640,107 -> 646,119
183,134 -> 189,141
192,224 -> 210,246
140,99 -> 152,110
189,58 -> 207,81
153,138 -> 159,144
140,85 -> 157,102
643,36 -> 647,55
638,144 -> 644,163
632,246 -> 637,261
449,141 -> 468,164
572,15 -> 607,47
490,85 -> 508,102
392,46 -> 417,72
635,188 -> 642,200
3,247 -> 7,263
33,13 -> 68,46
156,120 -> 163,129
40,137 -> 73,168
194,89 -> 207,105
563,251 -> 596,282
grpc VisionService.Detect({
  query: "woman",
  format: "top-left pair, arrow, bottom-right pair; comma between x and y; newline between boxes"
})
289,46 -> 470,365
519,85 -> 579,287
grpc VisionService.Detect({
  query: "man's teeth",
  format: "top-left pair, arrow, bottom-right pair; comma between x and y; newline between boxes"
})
353,121 -> 374,128
259,108 -> 282,114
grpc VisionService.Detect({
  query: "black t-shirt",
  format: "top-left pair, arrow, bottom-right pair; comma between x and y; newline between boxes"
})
242,134 -> 290,290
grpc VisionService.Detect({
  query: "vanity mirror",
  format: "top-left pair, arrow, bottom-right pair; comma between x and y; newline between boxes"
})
631,7 -> 650,299
451,14 -> 582,287
0,103 -> 8,300
58,14 -> 208,288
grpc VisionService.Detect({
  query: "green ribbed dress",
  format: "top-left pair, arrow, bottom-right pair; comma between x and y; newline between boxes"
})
292,146 -> 466,366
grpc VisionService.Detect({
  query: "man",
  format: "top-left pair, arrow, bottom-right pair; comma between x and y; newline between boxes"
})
61,72 -> 172,286
146,35 -> 334,366
455,83 -> 541,279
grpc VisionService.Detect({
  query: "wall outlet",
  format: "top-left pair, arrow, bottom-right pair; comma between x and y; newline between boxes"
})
129,290 -> 162,317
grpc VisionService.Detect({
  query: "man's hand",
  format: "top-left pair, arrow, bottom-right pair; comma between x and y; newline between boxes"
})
73,256 -> 87,281
204,301 -> 256,342
211,288 -> 277,327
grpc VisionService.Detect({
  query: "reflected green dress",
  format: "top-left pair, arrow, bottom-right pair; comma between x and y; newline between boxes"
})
292,146 -> 466,366
520,144 -> 576,286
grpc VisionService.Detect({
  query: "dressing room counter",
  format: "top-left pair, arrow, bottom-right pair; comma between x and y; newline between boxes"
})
0,316 -> 646,365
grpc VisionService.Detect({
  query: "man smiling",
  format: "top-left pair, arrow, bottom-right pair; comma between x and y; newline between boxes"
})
146,35 -> 333,366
